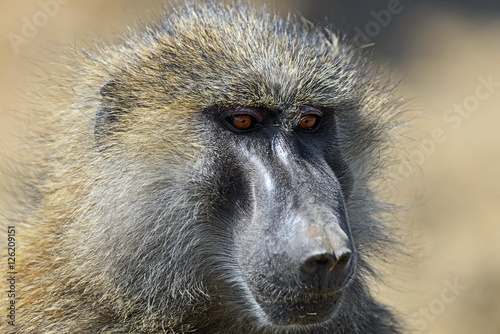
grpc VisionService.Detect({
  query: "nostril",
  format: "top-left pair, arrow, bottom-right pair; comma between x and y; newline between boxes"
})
315,253 -> 336,268
332,251 -> 352,272
299,248 -> 353,289
302,253 -> 336,275
303,250 -> 352,272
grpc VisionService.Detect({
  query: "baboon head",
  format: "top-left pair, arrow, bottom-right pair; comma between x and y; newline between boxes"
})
59,2 -> 402,333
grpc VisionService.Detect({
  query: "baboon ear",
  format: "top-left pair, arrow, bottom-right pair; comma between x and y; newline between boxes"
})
95,80 -> 123,141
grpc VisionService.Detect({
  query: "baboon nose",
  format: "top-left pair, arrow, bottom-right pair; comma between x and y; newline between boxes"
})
301,248 -> 352,274
300,248 -> 353,290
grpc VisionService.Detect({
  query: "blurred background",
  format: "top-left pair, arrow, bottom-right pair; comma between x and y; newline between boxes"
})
1,1 -> 499,333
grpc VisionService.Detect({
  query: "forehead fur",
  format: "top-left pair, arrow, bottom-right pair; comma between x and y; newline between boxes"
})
88,1 -> 376,114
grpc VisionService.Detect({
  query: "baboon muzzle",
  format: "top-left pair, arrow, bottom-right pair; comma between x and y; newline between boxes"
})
235,137 -> 356,325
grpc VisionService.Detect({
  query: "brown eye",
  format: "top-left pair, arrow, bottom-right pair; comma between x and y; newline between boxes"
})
223,108 -> 263,133
231,114 -> 254,130
298,114 -> 319,130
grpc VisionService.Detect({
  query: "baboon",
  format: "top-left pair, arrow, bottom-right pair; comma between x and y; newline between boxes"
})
2,1 -> 406,333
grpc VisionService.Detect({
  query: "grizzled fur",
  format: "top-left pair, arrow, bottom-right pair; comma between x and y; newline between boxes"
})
2,1 -> 405,333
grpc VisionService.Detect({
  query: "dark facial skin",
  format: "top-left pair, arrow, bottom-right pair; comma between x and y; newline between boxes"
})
200,106 -> 356,326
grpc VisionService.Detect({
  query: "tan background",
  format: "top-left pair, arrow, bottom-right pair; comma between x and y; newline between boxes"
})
1,1 -> 499,333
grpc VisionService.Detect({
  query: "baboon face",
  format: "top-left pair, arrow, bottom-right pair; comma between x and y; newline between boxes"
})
198,105 -> 356,325
90,4 -> 397,331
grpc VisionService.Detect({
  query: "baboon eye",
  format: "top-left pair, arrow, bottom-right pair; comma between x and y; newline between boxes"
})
228,114 -> 259,131
298,114 -> 321,131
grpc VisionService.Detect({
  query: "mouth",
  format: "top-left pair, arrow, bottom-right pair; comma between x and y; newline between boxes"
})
249,283 -> 344,326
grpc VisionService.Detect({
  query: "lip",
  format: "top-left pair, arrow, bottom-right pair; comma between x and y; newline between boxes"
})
248,282 -> 344,326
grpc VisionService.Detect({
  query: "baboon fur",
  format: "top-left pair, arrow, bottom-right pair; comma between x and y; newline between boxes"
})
2,1 -> 406,333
